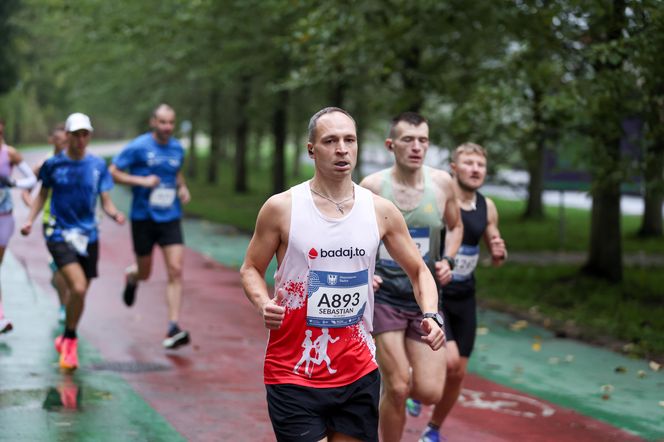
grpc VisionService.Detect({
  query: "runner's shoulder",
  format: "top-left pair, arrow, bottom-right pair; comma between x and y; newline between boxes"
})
428,166 -> 453,185
260,190 -> 292,217
359,168 -> 387,194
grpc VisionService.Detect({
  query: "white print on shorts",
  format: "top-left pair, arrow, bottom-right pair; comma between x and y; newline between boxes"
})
293,328 -> 339,378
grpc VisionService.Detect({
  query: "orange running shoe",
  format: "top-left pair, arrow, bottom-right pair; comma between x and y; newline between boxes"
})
58,337 -> 78,371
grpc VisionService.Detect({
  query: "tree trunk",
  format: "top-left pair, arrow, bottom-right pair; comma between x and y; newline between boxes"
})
251,131 -> 263,171
272,89 -> 289,194
207,88 -> 221,184
639,140 -> 664,237
523,87 -> 545,219
353,90 -> 368,183
583,0 -> 626,282
292,131 -> 303,179
330,79 -> 346,108
401,46 -> 424,112
186,114 -> 197,180
584,166 -> 623,282
234,76 -> 251,193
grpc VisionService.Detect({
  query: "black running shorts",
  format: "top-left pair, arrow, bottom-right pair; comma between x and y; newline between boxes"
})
47,241 -> 99,280
441,294 -> 477,357
131,219 -> 183,257
265,369 -> 380,442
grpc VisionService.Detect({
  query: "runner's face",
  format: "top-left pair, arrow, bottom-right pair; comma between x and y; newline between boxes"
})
389,122 -> 429,171
68,130 -> 91,151
309,112 -> 357,177
151,110 -> 176,143
454,152 -> 487,191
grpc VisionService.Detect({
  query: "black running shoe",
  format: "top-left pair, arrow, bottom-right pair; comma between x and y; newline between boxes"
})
163,329 -> 190,349
123,280 -> 138,307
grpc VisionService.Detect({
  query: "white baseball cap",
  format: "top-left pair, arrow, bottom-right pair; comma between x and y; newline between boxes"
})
65,113 -> 94,132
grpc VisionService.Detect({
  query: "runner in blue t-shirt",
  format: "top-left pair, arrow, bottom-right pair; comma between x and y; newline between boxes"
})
21,113 -> 126,371
109,104 -> 191,349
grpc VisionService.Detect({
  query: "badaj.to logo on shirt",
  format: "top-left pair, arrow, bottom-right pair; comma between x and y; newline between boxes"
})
308,247 -> 366,260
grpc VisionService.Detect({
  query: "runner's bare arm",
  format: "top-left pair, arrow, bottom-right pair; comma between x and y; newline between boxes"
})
108,164 -> 160,188
240,192 -> 291,330
434,170 -> 463,286
21,160 -> 48,207
20,187 -> 48,236
484,197 -> 506,266
99,192 -> 126,225
359,173 -> 385,290
176,171 -> 190,204
376,195 -> 445,350
6,147 -> 37,190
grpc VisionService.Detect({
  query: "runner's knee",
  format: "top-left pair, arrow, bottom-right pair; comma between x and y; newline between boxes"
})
69,283 -> 87,299
446,365 -> 466,385
166,263 -> 182,282
385,377 -> 411,404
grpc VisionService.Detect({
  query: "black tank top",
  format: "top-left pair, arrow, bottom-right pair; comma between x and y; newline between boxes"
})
443,192 -> 488,298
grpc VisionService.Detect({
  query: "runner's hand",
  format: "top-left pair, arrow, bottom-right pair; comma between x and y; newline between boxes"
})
489,235 -> 506,264
372,274 -> 383,291
262,288 -> 286,330
420,318 -> 445,350
178,185 -> 191,204
111,212 -> 126,225
143,175 -> 160,188
435,260 -> 453,286
20,221 -> 32,236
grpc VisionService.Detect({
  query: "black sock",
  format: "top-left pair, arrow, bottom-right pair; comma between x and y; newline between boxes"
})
63,328 -> 77,339
168,321 -> 180,335
427,422 -> 441,432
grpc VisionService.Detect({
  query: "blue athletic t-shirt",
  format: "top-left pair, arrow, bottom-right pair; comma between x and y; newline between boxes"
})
39,152 -> 114,243
112,133 -> 184,223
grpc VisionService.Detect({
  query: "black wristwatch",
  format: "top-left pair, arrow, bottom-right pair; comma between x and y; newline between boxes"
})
422,312 -> 445,329
442,255 -> 455,270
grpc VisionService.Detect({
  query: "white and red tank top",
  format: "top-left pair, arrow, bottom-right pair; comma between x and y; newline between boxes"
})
264,180 -> 380,387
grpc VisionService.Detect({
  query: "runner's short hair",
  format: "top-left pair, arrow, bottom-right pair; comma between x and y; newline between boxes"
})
388,112 -> 428,139
307,107 -> 356,143
452,142 -> 487,163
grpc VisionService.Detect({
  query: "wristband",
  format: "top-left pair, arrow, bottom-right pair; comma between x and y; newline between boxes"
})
442,255 -> 455,270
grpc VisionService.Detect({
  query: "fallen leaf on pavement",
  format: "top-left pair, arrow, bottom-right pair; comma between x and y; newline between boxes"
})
510,320 -> 528,331
649,361 -> 661,372
614,366 -> 627,373
476,327 -> 489,336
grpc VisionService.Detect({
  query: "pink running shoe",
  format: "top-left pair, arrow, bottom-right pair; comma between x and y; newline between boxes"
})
58,337 -> 78,371
54,335 -> 64,353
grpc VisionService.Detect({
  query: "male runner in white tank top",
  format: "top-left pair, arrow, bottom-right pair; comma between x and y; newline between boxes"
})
241,107 -> 445,442
360,112 -> 463,442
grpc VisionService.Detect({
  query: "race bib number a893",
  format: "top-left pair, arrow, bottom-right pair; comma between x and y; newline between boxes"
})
306,269 -> 368,328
